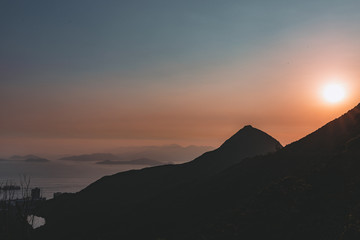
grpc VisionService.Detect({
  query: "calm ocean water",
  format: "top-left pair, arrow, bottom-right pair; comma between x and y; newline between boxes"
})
30,177 -> 99,199
0,161 -> 149,199
0,177 -> 101,199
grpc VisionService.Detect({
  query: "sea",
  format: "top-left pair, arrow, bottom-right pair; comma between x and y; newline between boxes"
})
0,161 -> 148,199
0,177 -> 108,199
28,177 -> 99,199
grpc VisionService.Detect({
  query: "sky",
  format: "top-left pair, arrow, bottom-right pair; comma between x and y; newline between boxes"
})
1,0 -> 360,156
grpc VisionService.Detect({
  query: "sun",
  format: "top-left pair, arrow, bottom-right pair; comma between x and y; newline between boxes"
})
322,83 -> 346,103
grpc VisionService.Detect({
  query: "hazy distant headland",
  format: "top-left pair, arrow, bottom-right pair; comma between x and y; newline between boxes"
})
58,144 -> 213,164
0,144 -> 213,179
96,158 -> 164,166
0,144 -> 213,201
1,155 -> 50,163
59,153 -> 121,162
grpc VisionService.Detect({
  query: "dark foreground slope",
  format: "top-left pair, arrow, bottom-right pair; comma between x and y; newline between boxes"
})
197,103 -> 360,240
34,103 -> 360,239
34,126 -> 282,239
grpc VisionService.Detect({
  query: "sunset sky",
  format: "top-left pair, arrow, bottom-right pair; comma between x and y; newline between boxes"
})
1,0 -> 360,156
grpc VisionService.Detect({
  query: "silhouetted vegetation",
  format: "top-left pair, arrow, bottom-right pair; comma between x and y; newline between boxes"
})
0,176 -> 45,240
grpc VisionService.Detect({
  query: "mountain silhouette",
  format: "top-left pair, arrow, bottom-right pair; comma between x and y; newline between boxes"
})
285,103 -> 360,153
220,125 -> 282,151
34,104 -> 360,240
35,125 -> 282,239
188,125 -> 282,175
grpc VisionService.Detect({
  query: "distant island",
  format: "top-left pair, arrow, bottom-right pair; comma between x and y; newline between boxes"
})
24,157 -> 50,163
10,155 -> 40,161
4,155 -> 50,163
96,158 -> 165,166
60,145 -> 214,164
59,153 -> 121,162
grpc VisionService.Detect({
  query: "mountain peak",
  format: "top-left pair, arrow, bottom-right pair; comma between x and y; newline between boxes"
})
218,125 -> 282,153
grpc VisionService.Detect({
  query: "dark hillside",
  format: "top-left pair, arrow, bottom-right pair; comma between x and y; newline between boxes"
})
35,126 -> 282,239
34,104 -> 360,240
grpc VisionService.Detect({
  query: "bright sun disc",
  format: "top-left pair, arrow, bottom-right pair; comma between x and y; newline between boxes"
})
322,83 -> 346,103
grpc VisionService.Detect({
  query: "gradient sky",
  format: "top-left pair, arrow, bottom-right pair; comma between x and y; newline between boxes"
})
1,0 -> 360,156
